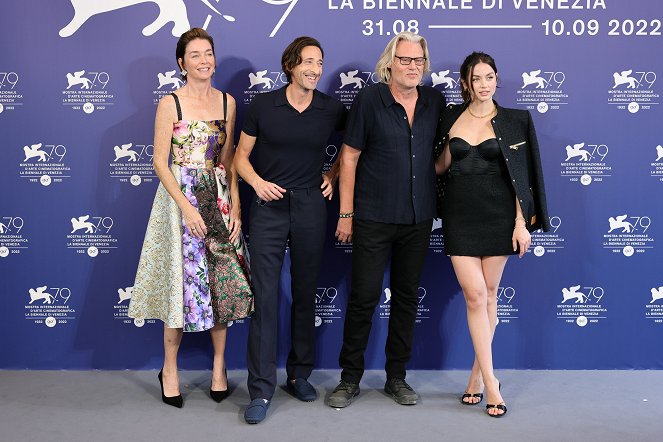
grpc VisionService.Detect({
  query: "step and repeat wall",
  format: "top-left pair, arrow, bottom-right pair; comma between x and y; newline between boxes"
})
1,0 -> 662,370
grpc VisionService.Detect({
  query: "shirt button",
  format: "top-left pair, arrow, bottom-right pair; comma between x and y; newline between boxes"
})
506,158 -> 509,161
512,179 -> 516,182
411,135 -> 414,139
412,154 -> 416,158
498,137 -> 502,140
403,116 -> 407,120
413,175 -> 416,179
492,120 -> 496,123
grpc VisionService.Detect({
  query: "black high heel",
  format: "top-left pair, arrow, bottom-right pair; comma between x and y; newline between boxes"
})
460,391 -> 483,405
210,368 -> 229,403
158,369 -> 183,408
461,376 -> 484,405
486,382 -> 507,418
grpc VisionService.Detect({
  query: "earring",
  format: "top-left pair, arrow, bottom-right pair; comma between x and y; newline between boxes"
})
180,69 -> 188,77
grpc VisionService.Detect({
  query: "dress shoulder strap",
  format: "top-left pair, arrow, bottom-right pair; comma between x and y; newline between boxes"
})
222,92 -> 227,121
170,93 -> 182,121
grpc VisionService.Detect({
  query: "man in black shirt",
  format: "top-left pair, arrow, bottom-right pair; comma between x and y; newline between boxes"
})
328,32 -> 445,408
234,36 -> 346,424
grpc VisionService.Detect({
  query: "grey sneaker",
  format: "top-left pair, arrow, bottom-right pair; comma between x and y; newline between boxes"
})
385,378 -> 418,405
327,380 -> 360,408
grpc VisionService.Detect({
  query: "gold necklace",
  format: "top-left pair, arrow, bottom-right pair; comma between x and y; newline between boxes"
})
467,105 -> 496,119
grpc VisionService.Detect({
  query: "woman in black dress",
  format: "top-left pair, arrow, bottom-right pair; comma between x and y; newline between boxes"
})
435,52 -> 550,417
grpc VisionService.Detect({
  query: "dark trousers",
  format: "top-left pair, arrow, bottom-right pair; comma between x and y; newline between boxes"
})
247,188 -> 326,400
339,218 -> 432,384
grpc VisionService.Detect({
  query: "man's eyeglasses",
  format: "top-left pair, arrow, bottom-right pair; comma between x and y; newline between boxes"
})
394,56 -> 427,66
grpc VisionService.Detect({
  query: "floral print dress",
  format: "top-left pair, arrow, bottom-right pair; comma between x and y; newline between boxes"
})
129,104 -> 253,332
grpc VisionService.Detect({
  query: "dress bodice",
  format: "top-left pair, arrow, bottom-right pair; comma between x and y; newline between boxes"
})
448,137 -> 506,176
171,119 -> 227,169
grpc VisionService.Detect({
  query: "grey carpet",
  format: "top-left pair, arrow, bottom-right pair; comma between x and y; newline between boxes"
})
0,370 -> 660,442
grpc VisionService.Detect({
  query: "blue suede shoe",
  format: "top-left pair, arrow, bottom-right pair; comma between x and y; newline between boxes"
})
244,398 -> 270,424
287,378 -> 318,402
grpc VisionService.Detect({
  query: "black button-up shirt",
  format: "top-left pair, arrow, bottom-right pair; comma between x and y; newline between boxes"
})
243,86 -> 346,189
344,83 -> 445,224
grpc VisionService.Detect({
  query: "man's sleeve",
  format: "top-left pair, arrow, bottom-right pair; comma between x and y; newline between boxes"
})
342,90 -> 369,151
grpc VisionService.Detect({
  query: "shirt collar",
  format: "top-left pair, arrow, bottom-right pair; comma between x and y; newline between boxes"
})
378,82 -> 396,107
274,85 -> 324,109
378,82 -> 427,108
274,85 -> 288,106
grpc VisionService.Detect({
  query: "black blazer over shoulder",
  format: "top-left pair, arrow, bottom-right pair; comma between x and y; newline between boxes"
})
436,102 -> 551,232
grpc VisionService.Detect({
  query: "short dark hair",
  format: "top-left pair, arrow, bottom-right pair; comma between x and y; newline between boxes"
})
460,51 -> 498,102
176,28 -> 215,78
281,36 -> 324,83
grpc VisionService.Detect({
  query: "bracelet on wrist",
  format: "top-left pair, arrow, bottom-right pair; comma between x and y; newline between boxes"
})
515,216 -> 526,224
339,212 -> 354,218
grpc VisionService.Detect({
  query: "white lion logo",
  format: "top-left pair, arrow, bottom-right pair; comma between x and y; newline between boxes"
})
564,142 -> 591,162
71,215 -> 95,234
66,71 -> 92,89
339,70 -> 363,89
431,70 -> 455,89
59,0 -> 234,38
561,285 -> 586,304
655,145 -> 663,162
383,288 -> 391,304
650,287 -> 663,304
608,215 -> 633,233
521,70 -> 546,89
612,70 -> 638,89
29,286 -> 55,304
113,143 -> 138,162
649,286 -> 663,304
157,70 -> 184,90
118,287 -> 133,304
431,218 -> 442,233
23,143 -> 48,162
248,70 -> 275,90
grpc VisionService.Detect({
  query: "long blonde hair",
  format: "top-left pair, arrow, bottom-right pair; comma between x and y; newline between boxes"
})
375,32 -> 430,84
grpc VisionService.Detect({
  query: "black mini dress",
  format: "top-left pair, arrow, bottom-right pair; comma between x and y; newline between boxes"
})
442,137 -> 517,256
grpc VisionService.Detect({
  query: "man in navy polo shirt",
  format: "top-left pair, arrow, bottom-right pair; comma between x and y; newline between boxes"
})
234,36 -> 346,424
328,32 -> 445,408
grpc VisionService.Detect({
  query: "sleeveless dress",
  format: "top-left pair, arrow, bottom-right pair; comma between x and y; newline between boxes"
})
129,93 -> 254,331
442,137 -> 517,256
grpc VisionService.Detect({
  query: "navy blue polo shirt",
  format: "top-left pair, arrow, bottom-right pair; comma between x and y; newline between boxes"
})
344,83 -> 445,224
242,86 -> 346,189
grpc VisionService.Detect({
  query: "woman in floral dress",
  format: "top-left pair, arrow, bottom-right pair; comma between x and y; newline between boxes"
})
129,28 -> 253,408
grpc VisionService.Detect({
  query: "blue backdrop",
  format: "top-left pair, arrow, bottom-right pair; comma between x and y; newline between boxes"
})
1,0 -> 662,370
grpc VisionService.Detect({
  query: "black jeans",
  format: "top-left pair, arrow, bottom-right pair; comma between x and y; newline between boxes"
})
339,218 -> 433,383
246,188 -> 326,400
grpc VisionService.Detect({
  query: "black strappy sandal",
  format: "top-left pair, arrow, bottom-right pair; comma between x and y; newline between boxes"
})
460,391 -> 483,405
486,402 -> 508,417
485,382 -> 506,417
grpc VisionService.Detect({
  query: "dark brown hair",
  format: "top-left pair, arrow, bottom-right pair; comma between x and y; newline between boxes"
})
281,36 -> 324,83
175,28 -> 215,77
460,51 -> 498,102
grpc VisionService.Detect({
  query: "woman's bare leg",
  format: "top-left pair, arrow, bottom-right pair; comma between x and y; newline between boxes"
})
163,325 -> 183,396
210,322 -> 228,390
451,255 -> 508,415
